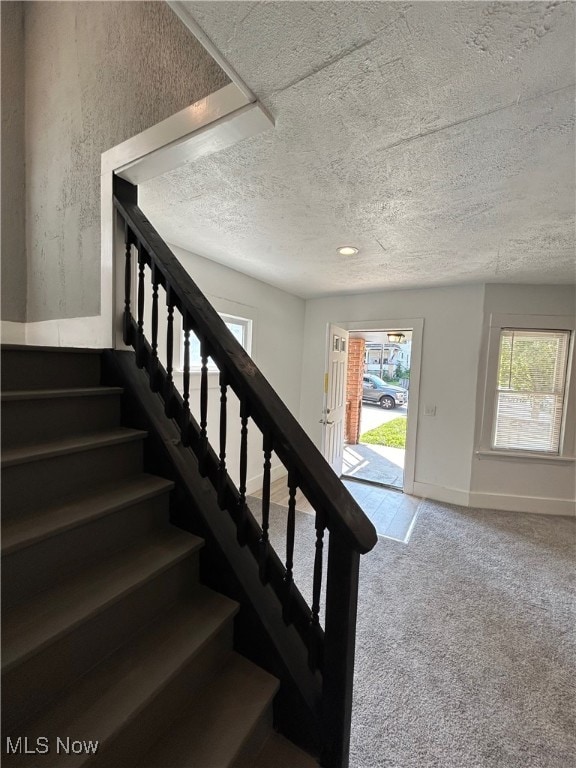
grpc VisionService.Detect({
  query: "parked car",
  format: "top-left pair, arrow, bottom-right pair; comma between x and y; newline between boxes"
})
362,374 -> 408,409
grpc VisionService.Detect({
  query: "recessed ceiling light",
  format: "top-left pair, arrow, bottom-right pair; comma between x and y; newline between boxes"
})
337,246 -> 359,256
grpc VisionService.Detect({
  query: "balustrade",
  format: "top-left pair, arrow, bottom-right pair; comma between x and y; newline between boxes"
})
113,175 -> 377,768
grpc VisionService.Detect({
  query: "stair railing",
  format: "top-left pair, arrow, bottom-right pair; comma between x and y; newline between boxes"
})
113,175 -> 377,768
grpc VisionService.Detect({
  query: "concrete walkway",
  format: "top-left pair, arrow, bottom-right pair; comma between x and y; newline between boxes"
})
343,403 -> 407,489
343,443 -> 405,488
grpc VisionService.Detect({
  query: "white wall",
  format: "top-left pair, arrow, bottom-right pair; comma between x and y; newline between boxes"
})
300,284 -> 485,504
470,284 -> 576,516
166,245 -> 306,493
140,275 -> 575,514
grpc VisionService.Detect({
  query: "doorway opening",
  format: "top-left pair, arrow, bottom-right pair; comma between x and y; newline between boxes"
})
343,329 -> 412,491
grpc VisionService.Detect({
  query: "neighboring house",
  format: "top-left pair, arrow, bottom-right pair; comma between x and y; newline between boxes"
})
365,341 -> 411,380
365,343 -> 401,380
395,341 -> 411,375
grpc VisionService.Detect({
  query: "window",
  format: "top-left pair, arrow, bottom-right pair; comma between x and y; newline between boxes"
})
492,328 -> 571,454
180,314 -> 252,371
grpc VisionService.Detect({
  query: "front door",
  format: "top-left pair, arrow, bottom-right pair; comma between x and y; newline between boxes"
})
322,324 -> 349,475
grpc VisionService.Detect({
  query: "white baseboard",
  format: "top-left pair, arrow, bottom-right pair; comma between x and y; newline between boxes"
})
1,321 -> 26,344
1,316 -> 112,349
469,492 -> 576,517
246,463 -> 287,496
411,481 -> 470,507
411,480 -> 575,517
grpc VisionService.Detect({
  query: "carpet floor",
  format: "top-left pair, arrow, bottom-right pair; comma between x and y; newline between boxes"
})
255,496 -> 575,768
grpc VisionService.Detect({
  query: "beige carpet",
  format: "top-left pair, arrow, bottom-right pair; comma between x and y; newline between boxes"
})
261,497 -> 575,768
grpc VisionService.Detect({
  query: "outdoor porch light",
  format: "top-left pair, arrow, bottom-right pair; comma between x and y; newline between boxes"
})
337,246 -> 359,256
387,332 -> 405,344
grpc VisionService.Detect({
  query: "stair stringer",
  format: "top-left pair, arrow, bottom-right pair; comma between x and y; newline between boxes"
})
102,350 -> 322,759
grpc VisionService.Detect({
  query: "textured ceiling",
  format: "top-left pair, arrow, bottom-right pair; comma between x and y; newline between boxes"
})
141,1 -> 576,298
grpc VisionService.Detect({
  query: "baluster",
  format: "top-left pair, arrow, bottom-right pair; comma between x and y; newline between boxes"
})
150,264 -> 160,392
164,288 -> 175,417
217,370 -> 228,507
123,225 -> 133,346
198,338 -> 209,476
309,509 -> 326,670
236,399 -> 250,545
180,314 -> 191,446
258,431 -> 273,582
283,469 -> 297,624
136,244 -> 145,367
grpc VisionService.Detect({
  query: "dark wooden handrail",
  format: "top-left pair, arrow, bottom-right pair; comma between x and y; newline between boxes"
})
114,190 -> 376,556
113,175 -> 377,768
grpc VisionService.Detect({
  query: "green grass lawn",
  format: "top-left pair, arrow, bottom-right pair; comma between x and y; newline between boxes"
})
360,417 -> 407,448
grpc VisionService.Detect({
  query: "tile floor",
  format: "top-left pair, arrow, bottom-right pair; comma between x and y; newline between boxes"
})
341,478 -> 421,543
255,476 -> 421,544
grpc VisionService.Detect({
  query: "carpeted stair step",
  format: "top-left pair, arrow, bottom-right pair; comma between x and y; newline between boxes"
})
3,589 -> 240,768
1,428 -> 147,517
2,528 -> 203,732
1,387 -> 124,448
233,733 -> 319,767
1,345 -> 297,767
2,474 -> 175,608
1,346 -> 102,391
2,474 -> 174,556
137,653 -> 280,768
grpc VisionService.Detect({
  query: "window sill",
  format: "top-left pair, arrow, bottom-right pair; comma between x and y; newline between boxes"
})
475,449 -> 575,464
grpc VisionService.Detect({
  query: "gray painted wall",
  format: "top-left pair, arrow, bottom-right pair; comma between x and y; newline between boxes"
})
24,1 -> 229,322
1,1 -> 26,322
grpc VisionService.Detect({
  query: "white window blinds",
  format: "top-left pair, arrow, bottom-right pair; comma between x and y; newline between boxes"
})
493,329 -> 571,454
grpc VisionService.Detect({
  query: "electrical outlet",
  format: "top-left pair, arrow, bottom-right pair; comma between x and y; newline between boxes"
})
424,405 -> 436,416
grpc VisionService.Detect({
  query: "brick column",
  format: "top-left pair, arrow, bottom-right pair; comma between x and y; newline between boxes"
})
345,338 -> 365,444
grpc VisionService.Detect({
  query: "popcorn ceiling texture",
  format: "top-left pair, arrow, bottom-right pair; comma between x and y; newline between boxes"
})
1,2 -> 26,322
141,1 -> 575,298
24,1 -> 229,322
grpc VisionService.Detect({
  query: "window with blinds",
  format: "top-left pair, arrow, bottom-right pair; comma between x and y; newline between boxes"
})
493,329 -> 571,454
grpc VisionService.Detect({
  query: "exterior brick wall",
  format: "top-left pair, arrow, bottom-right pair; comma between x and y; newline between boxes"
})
345,338 -> 365,444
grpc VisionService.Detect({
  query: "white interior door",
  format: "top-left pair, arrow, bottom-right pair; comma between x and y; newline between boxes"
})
322,324 -> 349,475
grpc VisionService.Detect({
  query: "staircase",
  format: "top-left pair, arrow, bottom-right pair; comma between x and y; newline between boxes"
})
1,345 -> 317,767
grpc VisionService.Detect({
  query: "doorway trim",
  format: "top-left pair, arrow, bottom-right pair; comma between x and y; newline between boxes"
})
321,323 -> 349,476
336,318 -> 423,495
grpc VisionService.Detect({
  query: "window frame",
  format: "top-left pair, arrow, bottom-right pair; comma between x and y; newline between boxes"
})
177,311 -> 253,373
477,313 -> 576,462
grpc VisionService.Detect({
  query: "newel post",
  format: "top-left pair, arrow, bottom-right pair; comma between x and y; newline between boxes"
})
321,533 -> 361,768
113,175 -> 138,349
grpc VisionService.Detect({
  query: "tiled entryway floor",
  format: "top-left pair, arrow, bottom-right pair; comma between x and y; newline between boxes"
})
254,476 -> 421,544
341,478 -> 421,542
